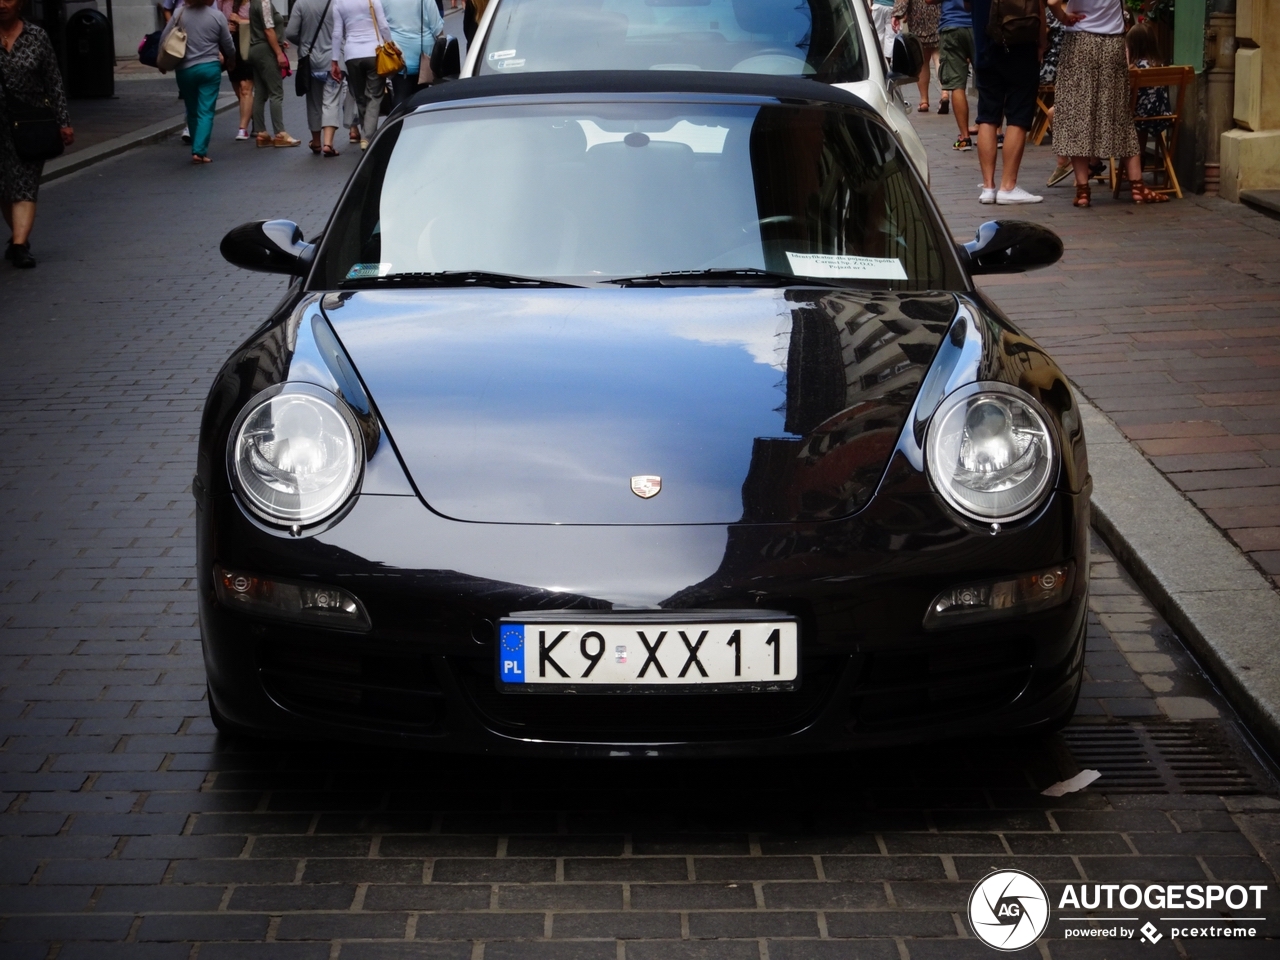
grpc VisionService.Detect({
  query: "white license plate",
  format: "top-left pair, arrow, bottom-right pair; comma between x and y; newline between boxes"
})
496,613 -> 798,691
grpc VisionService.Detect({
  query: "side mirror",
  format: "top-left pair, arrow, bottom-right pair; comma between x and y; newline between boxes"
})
430,34 -> 461,81
220,219 -> 315,276
963,220 -> 1063,274
888,33 -> 924,86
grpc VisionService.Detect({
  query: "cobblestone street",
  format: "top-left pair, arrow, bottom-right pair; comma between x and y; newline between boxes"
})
1,91 -> 1279,959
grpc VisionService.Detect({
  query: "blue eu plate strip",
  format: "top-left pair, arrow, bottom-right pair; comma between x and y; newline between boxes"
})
499,624 -> 525,683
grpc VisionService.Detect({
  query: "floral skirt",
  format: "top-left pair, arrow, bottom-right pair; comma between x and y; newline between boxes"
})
1052,31 -> 1139,159
0,127 -> 42,203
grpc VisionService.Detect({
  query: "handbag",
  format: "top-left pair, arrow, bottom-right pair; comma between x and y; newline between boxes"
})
295,0 -> 333,95
138,30 -> 162,67
0,73 -> 63,163
237,16 -> 251,61
370,0 -> 405,76
156,7 -> 187,71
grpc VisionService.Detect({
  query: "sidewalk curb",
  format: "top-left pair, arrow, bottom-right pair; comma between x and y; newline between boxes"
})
41,94 -> 238,185
1079,393 -> 1280,759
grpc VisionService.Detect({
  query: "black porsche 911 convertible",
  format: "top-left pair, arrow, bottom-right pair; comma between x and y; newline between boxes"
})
199,71 -> 1088,757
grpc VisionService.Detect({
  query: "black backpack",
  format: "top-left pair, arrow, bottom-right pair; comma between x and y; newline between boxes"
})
987,0 -> 1041,47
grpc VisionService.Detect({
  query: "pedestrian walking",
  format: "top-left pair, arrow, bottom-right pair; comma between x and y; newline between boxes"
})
871,0 -> 896,62
933,0 -> 974,150
383,0 -> 443,106
1049,0 -> 1168,206
160,0 -> 197,143
331,0 -> 393,150
0,0 -> 72,269
218,0 -> 257,140
247,0 -> 301,147
970,0 -> 1041,204
892,0 -> 947,114
463,0 -> 481,45
286,0 -> 347,156
160,0 -> 236,164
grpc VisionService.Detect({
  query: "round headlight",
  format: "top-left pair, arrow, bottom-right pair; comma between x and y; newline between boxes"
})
925,383 -> 1056,523
228,384 -> 363,525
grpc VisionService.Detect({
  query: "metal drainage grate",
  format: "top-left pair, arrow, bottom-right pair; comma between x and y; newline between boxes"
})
1061,722 -> 1265,795
1062,724 -> 1166,792
1145,725 -> 1262,794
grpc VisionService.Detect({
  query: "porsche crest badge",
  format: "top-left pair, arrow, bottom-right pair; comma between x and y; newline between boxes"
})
630,475 -> 662,499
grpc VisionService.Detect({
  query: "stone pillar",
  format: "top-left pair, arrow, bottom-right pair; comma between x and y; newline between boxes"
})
1222,0 -> 1280,200
1203,13 -> 1237,195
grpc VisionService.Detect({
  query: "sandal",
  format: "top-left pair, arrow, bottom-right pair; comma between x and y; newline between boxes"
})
1130,182 -> 1170,204
938,98 -> 950,115
953,137 -> 973,152
309,140 -> 322,154
349,128 -> 361,143
1073,183 -> 1091,208
191,155 -> 212,164
917,101 -> 929,113
322,145 -> 339,158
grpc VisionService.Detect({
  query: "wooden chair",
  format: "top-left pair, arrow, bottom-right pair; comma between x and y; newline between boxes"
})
1111,64 -> 1194,200
1030,84 -> 1054,146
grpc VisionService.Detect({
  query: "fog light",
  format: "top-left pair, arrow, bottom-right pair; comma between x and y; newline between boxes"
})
924,563 -> 1073,629
214,565 -> 371,631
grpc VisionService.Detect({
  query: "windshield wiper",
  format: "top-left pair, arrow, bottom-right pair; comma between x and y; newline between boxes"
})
605,268 -> 833,288
340,270 -> 581,289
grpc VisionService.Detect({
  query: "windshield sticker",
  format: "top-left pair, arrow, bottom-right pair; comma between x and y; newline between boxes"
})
576,119 -> 729,154
487,49 -> 517,60
785,252 -> 907,281
345,262 -> 392,280
495,58 -> 526,69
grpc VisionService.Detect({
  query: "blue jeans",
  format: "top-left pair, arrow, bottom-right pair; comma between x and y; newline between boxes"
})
175,61 -> 223,157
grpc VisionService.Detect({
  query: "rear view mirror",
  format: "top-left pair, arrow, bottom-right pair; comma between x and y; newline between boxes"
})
888,34 -> 924,85
430,35 -> 461,81
963,220 -> 1064,274
220,220 -> 315,276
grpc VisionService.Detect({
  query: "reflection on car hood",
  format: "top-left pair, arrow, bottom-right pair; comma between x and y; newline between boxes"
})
322,288 -> 957,524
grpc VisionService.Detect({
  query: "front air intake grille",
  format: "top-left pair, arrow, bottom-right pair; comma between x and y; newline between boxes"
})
259,641 -> 445,729
454,655 -> 851,742
850,637 -> 1033,729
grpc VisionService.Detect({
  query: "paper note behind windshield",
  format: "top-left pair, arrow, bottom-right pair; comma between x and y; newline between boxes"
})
785,252 -> 907,280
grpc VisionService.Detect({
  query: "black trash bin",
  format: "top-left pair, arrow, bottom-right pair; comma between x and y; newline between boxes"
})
65,9 -> 114,99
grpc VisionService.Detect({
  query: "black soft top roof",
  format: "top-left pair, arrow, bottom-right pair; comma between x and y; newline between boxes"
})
393,71 -> 876,121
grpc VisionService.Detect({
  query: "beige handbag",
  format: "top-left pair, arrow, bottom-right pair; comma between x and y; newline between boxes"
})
156,8 -> 187,71
236,16 -> 251,62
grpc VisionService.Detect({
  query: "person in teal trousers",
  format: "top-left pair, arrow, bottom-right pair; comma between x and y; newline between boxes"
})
160,0 -> 236,162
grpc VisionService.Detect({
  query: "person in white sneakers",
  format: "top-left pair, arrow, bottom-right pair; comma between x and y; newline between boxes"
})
970,0 -> 1042,205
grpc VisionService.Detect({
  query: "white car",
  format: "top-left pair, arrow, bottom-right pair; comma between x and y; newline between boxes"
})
461,0 -> 929,182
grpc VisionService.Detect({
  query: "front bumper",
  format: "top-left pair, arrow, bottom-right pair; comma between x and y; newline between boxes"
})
198,482 -> 1090,758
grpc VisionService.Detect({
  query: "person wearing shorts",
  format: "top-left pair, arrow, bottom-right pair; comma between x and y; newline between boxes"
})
935,0 -> 974,150
970,0 -> 1043,204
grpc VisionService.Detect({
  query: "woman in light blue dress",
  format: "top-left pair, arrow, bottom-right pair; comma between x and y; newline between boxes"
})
382,0 -> 444,106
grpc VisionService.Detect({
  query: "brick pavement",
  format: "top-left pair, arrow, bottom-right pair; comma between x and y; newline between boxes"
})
1,92 -> 1279,958
913,105 -> 1280,588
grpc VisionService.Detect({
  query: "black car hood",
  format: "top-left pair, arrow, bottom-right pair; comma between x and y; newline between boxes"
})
322,288 -> 958,525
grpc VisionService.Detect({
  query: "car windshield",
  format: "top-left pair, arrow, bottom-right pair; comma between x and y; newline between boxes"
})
475,0 -> 867,83
313,99 -> 964,291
